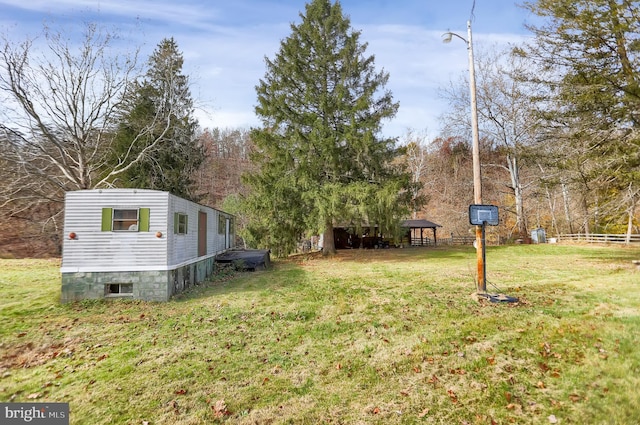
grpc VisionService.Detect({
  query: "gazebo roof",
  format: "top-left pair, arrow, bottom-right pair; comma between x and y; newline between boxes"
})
401,219 -> 442,229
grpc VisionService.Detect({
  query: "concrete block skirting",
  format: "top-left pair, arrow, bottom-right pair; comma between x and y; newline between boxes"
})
61,257 -> 217,302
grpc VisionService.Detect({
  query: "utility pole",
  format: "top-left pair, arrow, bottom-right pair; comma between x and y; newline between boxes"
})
443,20 -> 485,293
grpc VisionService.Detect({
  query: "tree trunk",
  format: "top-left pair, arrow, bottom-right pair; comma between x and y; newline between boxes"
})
626,186 -> 637,244
507,155 -> 527,238
322,221 -> 336,256
545,187 -> 559,236
582,195 -> 591,235
561,181 -> 574,234
514,181 -> 527,238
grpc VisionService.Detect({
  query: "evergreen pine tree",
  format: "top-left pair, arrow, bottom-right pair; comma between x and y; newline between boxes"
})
109,38 -> 202,200
521,0 -> 640,232
244,0 -> 416,256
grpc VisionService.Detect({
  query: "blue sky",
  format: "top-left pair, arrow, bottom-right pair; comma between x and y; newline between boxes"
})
0,0 -> 538,138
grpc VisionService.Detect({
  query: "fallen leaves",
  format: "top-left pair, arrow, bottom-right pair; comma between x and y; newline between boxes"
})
568,393 -> 582,403
169,400 -> 179,415
211,399 -> 231,418
598,347 -> 609,360
0,339 -> 79,370
537,363 -> 561,378
540,341 -> 562,359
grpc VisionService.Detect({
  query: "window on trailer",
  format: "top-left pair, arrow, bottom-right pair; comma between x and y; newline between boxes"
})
218,214 -> 226,234
175,213 -> 188,234
101,208 -> 150,232
113,209 -> 139,231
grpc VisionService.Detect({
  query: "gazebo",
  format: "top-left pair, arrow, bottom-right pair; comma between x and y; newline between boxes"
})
401,219 -> 442,246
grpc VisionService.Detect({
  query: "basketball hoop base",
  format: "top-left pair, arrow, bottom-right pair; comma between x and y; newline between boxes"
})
478,293 -> 519,303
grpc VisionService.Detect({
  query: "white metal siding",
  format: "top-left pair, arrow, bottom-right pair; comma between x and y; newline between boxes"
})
61,189 -> 170,272
211,210 -> 227,254
167,194 -> 230,266
61,189 -> 234,273
167,194 -> 198,266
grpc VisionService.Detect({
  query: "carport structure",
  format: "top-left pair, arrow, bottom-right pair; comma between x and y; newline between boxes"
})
402,219 -> 442,246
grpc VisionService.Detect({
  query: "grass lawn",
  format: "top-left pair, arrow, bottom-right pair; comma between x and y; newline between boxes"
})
1,244 -> 639,424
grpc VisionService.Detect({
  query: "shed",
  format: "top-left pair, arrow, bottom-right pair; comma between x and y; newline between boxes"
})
401,219 -> 442,246
60,189 -> 235,302
333,224 -> 386,249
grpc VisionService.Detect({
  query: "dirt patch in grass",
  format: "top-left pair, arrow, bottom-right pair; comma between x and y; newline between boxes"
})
0,338 -> 83,370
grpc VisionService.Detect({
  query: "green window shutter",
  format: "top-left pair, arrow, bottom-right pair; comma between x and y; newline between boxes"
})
101,208 -> 113,231
174,212 -> 179,234
139,208 -> 150,232
185,215 -> 188,234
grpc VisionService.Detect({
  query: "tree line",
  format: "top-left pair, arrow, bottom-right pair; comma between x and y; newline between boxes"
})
1,0 -> 638,257
408,0 -> 640,243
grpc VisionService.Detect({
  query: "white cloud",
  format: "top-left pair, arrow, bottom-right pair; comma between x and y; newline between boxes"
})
196,108 -> 257,131
0,0 -> 536,138
0,0 -> 221,26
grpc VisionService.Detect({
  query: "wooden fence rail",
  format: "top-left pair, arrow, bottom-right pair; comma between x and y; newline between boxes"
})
414,233 -> 640,246
556,233 -> 640,244
409,236 -> 477,246
435,236 -> 476,246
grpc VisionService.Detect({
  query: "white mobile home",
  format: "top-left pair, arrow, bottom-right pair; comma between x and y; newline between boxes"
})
61,189 -> 235,302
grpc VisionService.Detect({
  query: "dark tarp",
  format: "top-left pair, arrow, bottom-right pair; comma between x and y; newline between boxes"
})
215,249 -> 271,270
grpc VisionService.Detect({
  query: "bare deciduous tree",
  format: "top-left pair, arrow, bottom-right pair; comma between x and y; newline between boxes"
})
0,22 -> 185,253
402,128 -> 430,219
520,0 -> 640,239
195,127 -> 254,209
440,48 -> 540,239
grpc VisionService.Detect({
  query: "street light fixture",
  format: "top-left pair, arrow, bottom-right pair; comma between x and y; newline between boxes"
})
443,21 -> 485,293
